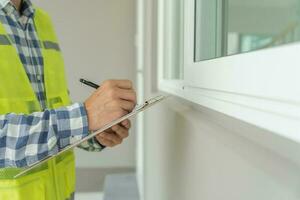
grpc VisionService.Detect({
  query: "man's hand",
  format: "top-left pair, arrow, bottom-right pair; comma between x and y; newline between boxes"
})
95,119 -> 131,147
84,80 -> 136,147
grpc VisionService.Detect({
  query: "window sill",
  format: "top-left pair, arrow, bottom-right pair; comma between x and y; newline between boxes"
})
159,81 -> 300,166
159,79 -> 300,147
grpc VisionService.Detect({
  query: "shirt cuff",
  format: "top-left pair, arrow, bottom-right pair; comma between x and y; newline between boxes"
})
77,137 -> 105,152
65,103 -> 105,152
55,103 -> 89,149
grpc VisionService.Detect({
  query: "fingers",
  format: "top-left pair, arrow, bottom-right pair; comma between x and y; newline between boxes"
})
102,80 -> 136,103
103,80 -> 133,90
96,124 -> 130,147
115,88 -> 137,104
99,132 -> 123,146
111,125 -> 129,139
121,120 -> 131,129
96,135 -> 114,147
108,100 -> 135,112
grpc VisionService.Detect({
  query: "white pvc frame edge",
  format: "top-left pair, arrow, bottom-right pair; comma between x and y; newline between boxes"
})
158,0 -> 300,144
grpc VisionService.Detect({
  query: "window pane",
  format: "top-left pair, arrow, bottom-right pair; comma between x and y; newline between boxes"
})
163,0 -> 184,79
195,0 -> 300,62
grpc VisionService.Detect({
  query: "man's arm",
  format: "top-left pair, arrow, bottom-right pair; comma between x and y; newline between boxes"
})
0,80 -> 136,168
0,103 -> 88,168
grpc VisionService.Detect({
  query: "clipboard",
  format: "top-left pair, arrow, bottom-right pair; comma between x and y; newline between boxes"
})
14,95 -> 168,178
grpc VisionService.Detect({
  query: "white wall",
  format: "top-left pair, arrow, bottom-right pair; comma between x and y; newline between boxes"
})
143,101 -> 300,200
32,0 -> 136,168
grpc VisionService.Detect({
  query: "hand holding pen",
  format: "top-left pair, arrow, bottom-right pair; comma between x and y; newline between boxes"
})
80,79 -> 137,148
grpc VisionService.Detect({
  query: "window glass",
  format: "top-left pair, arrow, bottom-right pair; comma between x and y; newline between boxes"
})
195,0 -> 300,62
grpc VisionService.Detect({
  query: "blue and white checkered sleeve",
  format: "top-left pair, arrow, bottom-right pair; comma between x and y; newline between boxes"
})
0,103 -> 89,168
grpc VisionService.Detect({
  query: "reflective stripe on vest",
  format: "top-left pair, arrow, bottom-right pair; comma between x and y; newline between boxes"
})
0,7 -> 75,200
43,41 -> 61,51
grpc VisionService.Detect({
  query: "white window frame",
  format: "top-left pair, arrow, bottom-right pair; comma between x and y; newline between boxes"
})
158,0 -> 300,143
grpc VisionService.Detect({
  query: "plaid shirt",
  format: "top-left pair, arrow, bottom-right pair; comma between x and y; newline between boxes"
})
0,0 -> 102,168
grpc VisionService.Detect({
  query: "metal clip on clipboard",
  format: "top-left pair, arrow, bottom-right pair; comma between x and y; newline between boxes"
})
14,95 -> 168,178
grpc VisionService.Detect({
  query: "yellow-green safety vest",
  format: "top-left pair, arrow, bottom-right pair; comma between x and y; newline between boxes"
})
0,7 -> 76,200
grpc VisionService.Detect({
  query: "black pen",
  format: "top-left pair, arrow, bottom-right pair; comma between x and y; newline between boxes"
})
80,78 -> 100,89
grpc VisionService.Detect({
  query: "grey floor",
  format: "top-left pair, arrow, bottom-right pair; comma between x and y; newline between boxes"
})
75,169 -> 138,200
76,192 -> 104,200
76,168 -> 135,193
103,174 -> 139,200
